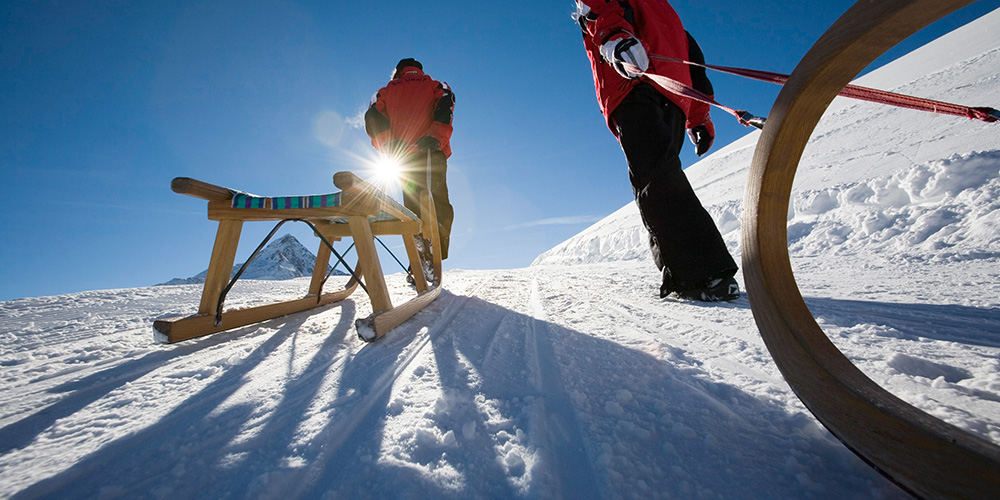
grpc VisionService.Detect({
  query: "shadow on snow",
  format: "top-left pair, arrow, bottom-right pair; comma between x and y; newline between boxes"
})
11,291 -> 908,499
804,296 -> 1000,349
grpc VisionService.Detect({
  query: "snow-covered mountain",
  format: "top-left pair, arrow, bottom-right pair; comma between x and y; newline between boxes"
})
160,233 -> 346,285
2,9 -> 999,500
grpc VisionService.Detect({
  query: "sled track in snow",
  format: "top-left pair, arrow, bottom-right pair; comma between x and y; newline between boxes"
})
526,277 -> 602,498
741,0 -> 1000,497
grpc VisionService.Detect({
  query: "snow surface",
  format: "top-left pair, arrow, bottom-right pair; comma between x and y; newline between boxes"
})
3,9 -> 1000,499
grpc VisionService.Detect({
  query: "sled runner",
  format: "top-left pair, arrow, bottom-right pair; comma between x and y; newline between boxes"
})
153,171 -> 442,344
741,0 -> 1000,498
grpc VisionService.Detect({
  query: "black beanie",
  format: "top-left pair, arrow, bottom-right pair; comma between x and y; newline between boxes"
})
392,58 -> 422,79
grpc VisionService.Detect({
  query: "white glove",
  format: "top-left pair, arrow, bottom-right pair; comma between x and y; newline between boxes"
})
600,37 -> 649,79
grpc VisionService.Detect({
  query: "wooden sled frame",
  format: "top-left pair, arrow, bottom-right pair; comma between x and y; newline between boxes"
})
741,0 -> 1000,497
154,171 -> 442,344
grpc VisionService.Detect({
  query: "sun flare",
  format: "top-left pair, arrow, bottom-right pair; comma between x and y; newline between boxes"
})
374,153 -> 402,181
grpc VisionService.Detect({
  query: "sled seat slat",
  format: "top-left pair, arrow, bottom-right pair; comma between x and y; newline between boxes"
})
172,172 -> 419,225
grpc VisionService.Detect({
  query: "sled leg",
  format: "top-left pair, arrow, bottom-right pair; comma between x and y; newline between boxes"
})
308,239 -> 334,297
420,190 -> 443,282
348,216 -> 392,313
199,220 -> 243,317
403,234 -> 428,292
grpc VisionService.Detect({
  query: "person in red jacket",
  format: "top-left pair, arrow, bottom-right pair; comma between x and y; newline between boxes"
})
365,58 -> 455,260
574,0 -> 739,302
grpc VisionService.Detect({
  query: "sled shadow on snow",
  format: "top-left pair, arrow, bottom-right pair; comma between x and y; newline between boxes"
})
11,291 -> 905,499
804,296 -> 1000,349
0,300 -> 358,459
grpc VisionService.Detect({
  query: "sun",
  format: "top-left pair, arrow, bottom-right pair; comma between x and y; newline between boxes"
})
371,153 -> 402,186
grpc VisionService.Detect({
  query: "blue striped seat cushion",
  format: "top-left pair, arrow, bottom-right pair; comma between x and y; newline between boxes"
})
230,190 -> 418,223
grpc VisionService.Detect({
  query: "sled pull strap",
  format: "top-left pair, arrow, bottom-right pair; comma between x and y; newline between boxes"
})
639,69 -> 766,129
649,54 -> 1000,124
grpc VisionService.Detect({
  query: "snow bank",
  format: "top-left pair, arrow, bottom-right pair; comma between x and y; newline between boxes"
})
789,150 -> 1000,260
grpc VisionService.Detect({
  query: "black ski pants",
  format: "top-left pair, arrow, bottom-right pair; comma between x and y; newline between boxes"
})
400,150 -> 454,260
610,83 -> 737,289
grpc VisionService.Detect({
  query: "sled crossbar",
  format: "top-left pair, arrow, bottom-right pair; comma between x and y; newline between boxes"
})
154,171 -> 442,344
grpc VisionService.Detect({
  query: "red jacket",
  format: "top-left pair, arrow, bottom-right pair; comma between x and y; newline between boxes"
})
579,0 -> 712,134
365,66 -> 455,158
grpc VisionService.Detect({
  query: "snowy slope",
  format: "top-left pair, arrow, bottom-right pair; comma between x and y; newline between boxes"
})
2,9 -> 1000,500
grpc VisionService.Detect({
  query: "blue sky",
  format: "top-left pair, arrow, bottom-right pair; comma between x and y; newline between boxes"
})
2,1 -> 997,301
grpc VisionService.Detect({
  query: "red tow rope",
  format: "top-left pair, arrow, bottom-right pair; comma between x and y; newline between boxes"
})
638,68 -> 767,129
645,54 -> 1000,128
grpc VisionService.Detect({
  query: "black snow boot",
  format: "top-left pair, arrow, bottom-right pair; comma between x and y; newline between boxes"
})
677,276 -> 741,302
413,236 -> 437,287
659,267 -> 675,298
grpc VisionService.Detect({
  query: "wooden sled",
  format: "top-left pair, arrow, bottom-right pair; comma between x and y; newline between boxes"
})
153,171 -> 442,344
741,0 -> 1000,498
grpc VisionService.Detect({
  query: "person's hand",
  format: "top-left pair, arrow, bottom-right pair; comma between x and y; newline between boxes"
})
415,136 -> 441,151
687,121 -> 715,157
600,37 -> 649,79
377,140 -> 407,157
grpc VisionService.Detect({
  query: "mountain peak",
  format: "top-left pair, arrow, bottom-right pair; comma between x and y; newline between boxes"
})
160,233 -> 346,285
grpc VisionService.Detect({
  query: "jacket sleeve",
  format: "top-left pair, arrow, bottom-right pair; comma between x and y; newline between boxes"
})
364,90 -> 391,151
587,1 -> 637,47
428,82 -> 455,147
685,31 -> 713,129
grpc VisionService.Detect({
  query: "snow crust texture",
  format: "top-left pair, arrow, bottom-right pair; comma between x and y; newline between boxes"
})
3,8 -> 1000,500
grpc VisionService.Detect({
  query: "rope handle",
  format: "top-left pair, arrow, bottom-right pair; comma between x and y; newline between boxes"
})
636,68 -> 766,129
647,54 -> 999,125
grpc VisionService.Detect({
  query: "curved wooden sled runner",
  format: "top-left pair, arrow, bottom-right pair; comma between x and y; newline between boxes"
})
154,171 -> 442,344
741,0 -> 1000,497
